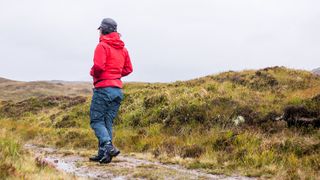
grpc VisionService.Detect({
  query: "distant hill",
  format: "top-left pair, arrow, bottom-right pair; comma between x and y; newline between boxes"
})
0,78 -> 92,101
0,77 -> 17,83
312,67 -> 320,75
1,67 -> 320,102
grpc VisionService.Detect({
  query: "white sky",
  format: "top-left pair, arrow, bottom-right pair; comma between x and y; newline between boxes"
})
0,0 -> 319,82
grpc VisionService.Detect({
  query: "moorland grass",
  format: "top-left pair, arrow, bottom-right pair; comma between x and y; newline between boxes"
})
1,67 -> 320,179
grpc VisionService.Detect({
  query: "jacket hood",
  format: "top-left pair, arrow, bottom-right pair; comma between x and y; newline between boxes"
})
99,32 -> 125,49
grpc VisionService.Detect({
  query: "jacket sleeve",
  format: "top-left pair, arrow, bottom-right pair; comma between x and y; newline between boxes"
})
90,44 -> 107,78
121,50 -> 133,77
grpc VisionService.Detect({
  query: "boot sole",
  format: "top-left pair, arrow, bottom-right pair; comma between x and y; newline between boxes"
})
99,156 -> 112,164
89,158 -> 101,162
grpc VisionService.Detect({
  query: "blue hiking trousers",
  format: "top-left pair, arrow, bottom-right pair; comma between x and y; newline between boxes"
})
90,87 -> 123,145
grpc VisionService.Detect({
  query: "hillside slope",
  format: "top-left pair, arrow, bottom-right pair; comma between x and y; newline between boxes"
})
1,66 -> 320,179
0,78 -> 92,101
313,67 -> 320,75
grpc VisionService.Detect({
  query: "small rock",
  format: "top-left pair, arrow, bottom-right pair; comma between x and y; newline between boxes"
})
233,116 -> 245,126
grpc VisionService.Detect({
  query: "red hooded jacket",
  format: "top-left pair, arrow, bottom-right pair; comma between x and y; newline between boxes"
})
90,32 -> 133,88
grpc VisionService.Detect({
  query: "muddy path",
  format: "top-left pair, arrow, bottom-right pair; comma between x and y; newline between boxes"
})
24,144 -> 255,180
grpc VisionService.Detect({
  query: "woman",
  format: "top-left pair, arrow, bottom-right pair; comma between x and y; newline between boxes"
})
89,18 -> 133,164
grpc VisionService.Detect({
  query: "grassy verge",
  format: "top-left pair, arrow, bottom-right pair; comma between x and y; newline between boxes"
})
0,127 -> 79,179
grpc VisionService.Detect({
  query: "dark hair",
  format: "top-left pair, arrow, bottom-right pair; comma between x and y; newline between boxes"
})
101,27 -> 116,35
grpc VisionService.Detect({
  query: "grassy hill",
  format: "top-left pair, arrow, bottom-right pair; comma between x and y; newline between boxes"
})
1,66 -> 320,179
0,78 -> 92,102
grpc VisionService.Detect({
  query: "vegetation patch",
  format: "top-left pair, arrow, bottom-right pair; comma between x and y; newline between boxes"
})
180,144 -> 205,158
0,96 -> 86,118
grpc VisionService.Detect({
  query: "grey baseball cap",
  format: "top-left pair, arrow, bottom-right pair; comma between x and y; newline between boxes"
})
98,18 -> 117,32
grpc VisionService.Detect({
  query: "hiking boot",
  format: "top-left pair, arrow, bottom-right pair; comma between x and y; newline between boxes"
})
109,146 -> 120,157
99,142 -> 120,164
99,153 -> 113,164
89,151 -> 104,162
89,142 -> 106,162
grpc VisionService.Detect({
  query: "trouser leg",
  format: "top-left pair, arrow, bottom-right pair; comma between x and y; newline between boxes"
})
104,100 -> 121,142
90,90 -> 111,144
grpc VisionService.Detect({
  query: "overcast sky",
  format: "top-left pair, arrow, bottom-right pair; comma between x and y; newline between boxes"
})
0,0 -> 319,82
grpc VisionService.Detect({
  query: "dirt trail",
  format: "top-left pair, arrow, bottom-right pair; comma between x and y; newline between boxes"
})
24,144 -> 255,180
